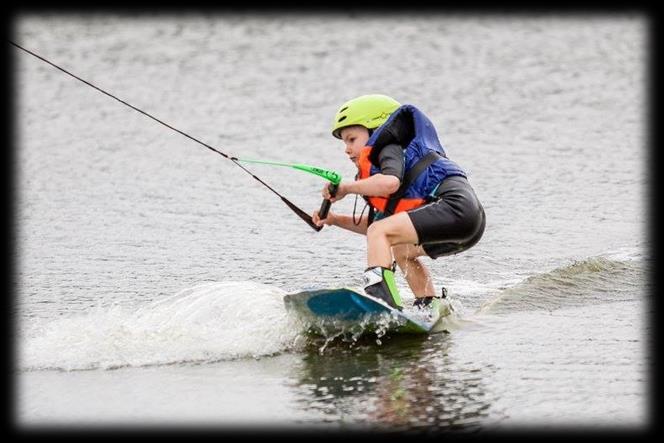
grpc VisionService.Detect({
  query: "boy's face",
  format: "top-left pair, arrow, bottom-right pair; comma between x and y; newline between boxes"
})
340,125 -> 370,168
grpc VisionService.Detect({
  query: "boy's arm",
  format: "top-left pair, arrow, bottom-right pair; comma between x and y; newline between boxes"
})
328,213 -> 369,235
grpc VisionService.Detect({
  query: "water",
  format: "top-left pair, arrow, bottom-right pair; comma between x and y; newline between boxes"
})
13,13 -> 649,432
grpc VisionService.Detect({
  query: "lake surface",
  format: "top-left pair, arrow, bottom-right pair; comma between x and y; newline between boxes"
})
12,13 -> 650,432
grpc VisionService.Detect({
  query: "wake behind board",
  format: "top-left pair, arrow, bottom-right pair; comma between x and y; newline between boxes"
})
284,287 -> 442,336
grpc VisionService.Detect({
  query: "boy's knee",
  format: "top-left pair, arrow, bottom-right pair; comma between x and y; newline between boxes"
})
366,220 -> 385,240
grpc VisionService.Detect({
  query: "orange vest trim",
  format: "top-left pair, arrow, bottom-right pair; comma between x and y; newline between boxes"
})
356,146 -> 427,214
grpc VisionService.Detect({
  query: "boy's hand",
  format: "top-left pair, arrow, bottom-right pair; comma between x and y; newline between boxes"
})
313,210 -> 335,227
322,182 -> 348,202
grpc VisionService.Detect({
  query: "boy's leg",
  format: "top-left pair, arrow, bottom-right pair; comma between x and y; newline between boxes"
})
366,212 -> 420,268
392,244 -> 436,298
362,212 -> 423,310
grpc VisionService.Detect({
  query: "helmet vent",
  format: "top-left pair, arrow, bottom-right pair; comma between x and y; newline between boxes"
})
337,116 -> 347,123
339,106 -> 348,112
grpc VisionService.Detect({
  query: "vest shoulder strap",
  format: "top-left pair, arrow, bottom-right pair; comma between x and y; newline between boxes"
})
383,151 -> 442,216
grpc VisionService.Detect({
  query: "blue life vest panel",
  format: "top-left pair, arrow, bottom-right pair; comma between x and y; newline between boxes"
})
365,104 -> 466,200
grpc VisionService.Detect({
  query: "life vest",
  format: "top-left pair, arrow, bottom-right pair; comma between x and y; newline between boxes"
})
357,104 -> 467,217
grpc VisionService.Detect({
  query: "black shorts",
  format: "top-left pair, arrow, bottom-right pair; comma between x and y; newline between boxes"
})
407,175 -> 485,259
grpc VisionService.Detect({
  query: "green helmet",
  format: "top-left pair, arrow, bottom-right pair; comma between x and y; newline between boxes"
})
331,94 -> 401,139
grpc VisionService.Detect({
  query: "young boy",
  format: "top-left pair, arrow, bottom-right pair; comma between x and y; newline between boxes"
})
313,94 -> 485,312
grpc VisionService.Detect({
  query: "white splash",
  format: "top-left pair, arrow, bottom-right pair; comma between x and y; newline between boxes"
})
19,281 -> 301,371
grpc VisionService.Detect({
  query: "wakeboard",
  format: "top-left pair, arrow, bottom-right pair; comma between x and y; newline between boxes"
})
284,287 -> 446,336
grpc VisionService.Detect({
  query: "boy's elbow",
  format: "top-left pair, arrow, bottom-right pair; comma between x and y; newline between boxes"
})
385,176 -> 401,194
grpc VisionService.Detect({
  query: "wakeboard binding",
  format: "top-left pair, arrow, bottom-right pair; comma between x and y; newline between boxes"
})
362,266 -> 403,311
